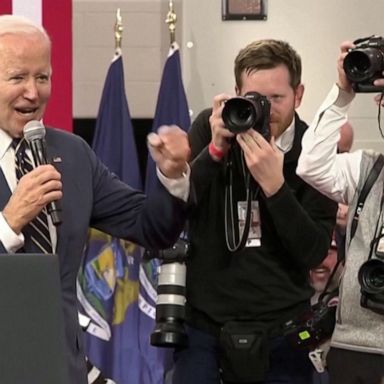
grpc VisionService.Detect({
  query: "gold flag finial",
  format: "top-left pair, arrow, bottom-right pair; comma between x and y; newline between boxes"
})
165,1 -> 176,45
114,8 -> 123,54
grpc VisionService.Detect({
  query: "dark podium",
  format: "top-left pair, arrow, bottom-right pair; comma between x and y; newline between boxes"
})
0,254 -> 69,384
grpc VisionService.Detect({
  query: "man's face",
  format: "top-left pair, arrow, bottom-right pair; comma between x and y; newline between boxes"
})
237,65 -> 304,139
0,32 -> 51,138
310,248 -> 338,293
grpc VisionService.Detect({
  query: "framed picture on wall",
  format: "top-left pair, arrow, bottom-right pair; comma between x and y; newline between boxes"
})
222,0 -> 267,21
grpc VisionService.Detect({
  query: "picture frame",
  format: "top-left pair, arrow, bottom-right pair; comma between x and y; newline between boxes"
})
222,0 -> 267,21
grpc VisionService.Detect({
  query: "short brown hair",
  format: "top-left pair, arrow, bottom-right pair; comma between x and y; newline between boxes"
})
234,39 -> 302,90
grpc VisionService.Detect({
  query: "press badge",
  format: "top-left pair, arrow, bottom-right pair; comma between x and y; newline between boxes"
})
238,201 -> 261,247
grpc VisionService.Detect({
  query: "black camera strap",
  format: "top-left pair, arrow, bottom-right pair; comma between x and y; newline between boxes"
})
318,257 -> 343,303
225,149 -> 260,252
350,154 -> 384,242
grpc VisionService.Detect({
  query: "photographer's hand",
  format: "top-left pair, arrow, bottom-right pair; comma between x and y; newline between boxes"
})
208,94 -> 235,160
337,41 -> 355,93
237,130 -> 284,197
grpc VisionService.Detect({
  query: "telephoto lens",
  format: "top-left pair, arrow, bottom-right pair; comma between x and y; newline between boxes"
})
149,239 -> 189,347
150,262 -> 188,347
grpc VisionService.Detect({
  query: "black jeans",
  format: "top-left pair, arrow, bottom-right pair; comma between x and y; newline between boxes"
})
171,326 -> 313,384
327,347 -> 384,384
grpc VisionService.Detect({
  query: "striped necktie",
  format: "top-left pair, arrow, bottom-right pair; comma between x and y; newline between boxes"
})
13,139 -> 52,254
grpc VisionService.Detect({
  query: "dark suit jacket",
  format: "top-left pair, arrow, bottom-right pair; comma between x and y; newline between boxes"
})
0,128 -> 188,384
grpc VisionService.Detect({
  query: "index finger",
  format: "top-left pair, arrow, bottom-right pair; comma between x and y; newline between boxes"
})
248,130 -> 269,148
340,40 -> 355,54
212,93 -> 232,110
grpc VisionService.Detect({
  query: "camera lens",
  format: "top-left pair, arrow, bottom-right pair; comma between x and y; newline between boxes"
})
358,259 -> 384,295
144,239 -> 189,348
222,97 -> 258,134
222,92 -> 270,136
344,48 -> 383,82
150,261 -> 188,348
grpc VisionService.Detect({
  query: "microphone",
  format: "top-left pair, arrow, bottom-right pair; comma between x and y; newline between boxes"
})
23,120 -> 62,226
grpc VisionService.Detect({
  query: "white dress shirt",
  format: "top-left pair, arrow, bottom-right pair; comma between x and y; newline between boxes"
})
297,84 -> 363,205
0,129 -> 28,252
275,117 -> 295,154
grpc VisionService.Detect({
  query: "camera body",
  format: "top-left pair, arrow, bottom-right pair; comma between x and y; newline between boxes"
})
222,91 -> 271,139
358,258 -> 384,314
343,35 -> 384,93
144,238 -> 189,348
284,300 -> 337,350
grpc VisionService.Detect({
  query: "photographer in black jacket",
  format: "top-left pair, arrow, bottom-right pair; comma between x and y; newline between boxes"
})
171,39 -> 337,384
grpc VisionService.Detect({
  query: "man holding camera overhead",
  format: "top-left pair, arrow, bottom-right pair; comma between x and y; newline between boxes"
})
297,39 -> 384,384
171,39 -> 337,384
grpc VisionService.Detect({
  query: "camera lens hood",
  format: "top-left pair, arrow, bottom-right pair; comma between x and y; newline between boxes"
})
358,259 -> 384,295
222,97 -> 258,134
344,48 -> 382,83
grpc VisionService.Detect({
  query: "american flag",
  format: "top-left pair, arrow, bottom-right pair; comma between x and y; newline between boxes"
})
0,0 -> 72,132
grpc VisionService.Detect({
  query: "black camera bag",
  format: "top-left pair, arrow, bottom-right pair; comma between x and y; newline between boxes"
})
219,320 -> 269,383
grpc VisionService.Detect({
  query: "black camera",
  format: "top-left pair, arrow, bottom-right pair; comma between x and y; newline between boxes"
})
144,238 -> 189,348
343,35 -> 384,92
358,259 -> 384,314
284,300 -> 337,349
222,91 -> 271,139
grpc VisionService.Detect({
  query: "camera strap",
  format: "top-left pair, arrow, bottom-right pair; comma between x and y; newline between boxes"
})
350,154 -> 384,242
225,149 -> 260,252
318,257 -> 343,303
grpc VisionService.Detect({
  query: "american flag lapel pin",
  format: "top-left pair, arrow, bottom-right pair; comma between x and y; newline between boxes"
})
52,156 -> 62,163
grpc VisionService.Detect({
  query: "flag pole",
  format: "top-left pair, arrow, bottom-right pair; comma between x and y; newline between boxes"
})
165,1 -> 176,46
114,8 -> 123,56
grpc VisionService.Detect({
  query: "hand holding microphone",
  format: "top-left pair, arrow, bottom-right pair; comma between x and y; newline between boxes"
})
23,120 -> 62,226
3,121 -> 63,232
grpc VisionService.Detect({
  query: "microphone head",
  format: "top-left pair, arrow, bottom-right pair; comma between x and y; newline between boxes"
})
23,120 -> 46,142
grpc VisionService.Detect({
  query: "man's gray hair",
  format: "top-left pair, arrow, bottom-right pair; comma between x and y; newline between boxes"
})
0,14 -> 50,44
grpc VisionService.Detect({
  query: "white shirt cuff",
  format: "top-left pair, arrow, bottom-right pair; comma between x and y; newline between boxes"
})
156,165 -> 190,202
0,213 -> 24,252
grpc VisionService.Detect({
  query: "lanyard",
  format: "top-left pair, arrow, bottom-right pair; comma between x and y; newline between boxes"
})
225,147 -> 259,252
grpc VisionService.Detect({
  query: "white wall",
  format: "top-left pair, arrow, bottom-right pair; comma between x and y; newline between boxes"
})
73,0 -> 183,118
74,0 -> 384,151
181,0 -> 384,151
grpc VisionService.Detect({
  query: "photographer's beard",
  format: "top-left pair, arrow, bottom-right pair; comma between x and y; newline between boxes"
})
310,271 -> 330,293
269,102 -> 296,140
310,248 -> 339,302
310,271 -> 330,305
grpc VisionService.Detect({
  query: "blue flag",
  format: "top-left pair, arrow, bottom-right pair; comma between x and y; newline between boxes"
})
92,55 -> 141,189
77,53 -> 147,384
139,42 -> 191,384
145,42 -> 191,194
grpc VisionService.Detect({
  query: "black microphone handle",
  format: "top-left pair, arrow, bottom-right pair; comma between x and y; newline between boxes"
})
29,139 -> 62,226
47,201 -> 62,226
